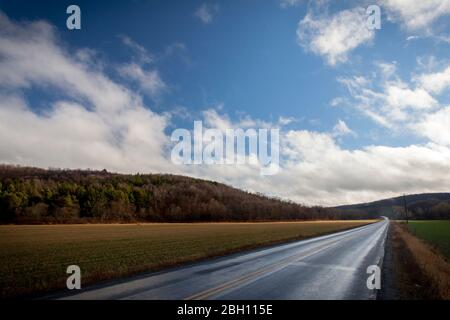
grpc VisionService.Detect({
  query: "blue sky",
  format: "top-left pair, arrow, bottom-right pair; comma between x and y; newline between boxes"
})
1,0 -> 373,144
1,0 -> 450,205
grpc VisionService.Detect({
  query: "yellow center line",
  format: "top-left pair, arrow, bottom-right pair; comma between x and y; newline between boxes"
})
185,236 -> 346,300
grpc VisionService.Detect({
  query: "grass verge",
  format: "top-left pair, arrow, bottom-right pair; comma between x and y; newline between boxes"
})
390,221 -> 450,299
0,220 -> 375,298
407,220 -> 450,259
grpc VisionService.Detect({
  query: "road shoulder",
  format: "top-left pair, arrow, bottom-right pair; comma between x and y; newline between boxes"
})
379,221 -> 449,300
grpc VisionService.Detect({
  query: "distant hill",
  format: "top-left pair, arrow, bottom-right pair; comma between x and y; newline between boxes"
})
0,164 -> 365,224
331,193 -> 450,220
2,165 -> 447,223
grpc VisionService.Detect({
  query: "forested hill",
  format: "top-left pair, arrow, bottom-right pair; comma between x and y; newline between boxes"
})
332,193 -> 450,220
0,165 -> 365,224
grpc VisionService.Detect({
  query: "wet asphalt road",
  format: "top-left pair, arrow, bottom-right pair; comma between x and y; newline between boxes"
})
58,219 -> 389,300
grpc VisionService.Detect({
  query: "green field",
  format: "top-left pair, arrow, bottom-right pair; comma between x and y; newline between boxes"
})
407,220 -> 450,258
0,220 -> 374,298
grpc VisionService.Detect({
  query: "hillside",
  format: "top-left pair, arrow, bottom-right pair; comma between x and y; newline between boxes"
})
332,193 -> 450,220
0,165 -> 367,224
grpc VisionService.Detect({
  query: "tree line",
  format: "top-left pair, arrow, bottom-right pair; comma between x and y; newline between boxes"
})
0,165 -> 369,223
399,201 -> 450,220
332,197 -> 450,220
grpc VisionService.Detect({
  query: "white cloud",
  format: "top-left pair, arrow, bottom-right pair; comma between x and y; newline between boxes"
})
117,36 -> 166,97
332,120 -> 355,137
297,7 -> 375,65
338,61 -> 441,129
202,108 -> 232,131
382,0 -> 450,31
412,106 -> 450,146
330,97 -> 345,107
376,61 -> 398,78
185,111 -> 450,206
276,130 -> 450,205
118,63 -> 166,97
119,35 -> 153,64
278,116 -> 296,126
195,3 -> 218,24
406,35 -> 420,41
0,12 -> 171,173
385,85 -> 437,111
338,59 -> 450,160
415,65 -> 450,95
202,108 -> 289,131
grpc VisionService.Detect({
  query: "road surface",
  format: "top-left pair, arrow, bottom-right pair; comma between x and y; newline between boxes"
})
58,219 -> 389,300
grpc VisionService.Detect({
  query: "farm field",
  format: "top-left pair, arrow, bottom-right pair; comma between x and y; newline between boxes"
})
0,220 -> 374,298
407,220 -> 450,258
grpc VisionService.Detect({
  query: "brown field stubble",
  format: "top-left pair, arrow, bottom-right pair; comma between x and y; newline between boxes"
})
0,220 -> 375,298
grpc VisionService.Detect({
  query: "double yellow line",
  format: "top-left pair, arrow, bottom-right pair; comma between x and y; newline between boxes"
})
185,237 -> 343,300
